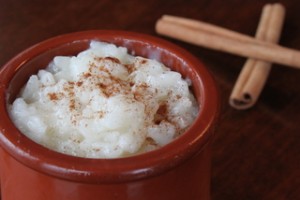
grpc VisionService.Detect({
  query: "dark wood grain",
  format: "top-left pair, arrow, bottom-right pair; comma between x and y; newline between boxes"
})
1,0 -> 299,199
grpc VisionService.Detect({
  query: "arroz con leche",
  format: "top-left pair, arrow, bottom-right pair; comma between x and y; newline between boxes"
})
9,41 -> 199,158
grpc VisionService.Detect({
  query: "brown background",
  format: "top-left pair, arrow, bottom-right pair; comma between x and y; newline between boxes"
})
1,0 -> 299,199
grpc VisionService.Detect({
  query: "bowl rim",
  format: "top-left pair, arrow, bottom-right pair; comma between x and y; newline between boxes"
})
0,30 -> 219,183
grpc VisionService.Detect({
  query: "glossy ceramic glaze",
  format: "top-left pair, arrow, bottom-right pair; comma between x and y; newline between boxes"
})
0,30 -> 219,200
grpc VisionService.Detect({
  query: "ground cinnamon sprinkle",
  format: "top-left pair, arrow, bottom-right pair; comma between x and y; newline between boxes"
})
83,72 -> 92,78
97,82 -> 111,97
69,99 -> 76,111
124,63 -> 136,74
141,59 -> 148,64
132,83 -> 150,101
101,56 -> 121,64
133,91 -> 142,101
48,92 -> 59,101
138,83 -> 149,90
145,137 -> 158,146
76,81 -> 83,87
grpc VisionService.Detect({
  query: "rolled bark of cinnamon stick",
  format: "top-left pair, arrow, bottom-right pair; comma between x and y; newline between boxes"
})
229,3 -> 286,109
155,14 -> 300,69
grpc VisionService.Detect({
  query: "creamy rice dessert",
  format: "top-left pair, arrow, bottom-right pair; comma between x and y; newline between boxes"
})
8,41 -> 198,158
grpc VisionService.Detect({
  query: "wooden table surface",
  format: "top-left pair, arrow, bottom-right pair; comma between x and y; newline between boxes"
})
1,0 -> 299,199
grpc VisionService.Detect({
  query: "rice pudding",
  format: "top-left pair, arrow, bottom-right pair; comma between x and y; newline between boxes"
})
8,41 -> 198,158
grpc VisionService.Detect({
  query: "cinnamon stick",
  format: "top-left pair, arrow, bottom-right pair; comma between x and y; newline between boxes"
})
155,14 -> 300,69
230,3 -> 285,109
160,14 -> 255,43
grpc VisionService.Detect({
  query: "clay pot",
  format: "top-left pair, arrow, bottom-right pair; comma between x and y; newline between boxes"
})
0,30 -> 219,200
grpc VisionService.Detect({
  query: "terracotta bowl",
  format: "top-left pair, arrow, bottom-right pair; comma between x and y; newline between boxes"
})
0,30 -> 219,200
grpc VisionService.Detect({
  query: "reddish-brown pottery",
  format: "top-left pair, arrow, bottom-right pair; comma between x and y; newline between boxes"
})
0,30 -> 219,200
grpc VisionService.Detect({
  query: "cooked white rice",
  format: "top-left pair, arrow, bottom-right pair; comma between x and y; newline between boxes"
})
9,41 -> 199,158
